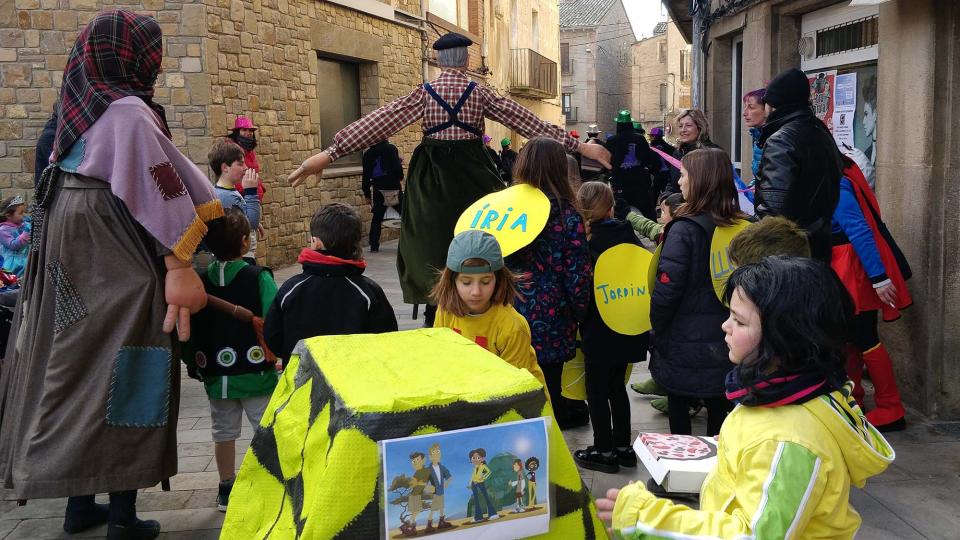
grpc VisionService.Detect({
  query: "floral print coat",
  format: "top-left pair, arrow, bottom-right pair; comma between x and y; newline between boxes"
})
507,198 -> 592,364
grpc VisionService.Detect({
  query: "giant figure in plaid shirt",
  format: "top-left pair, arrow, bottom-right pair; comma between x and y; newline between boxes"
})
289,33 -> 611,323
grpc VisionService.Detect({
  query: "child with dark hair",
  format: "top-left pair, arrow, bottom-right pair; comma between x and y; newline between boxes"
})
598,256 -> 894,539
187,207 -> 279,512
621,192 -> 683,243
208,138 -> 261,262
263,203 -> 397,360
506,137 -> 592,429
431,230 -> 547,390
573,182 -> 649,474
0,195 -> 30,277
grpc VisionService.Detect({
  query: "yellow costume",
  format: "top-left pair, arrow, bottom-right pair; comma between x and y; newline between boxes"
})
435,303 -> 548,391
612,384 -> 894,539
221,328 -> 607,539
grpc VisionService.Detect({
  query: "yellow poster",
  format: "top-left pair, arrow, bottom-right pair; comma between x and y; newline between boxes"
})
593,243 -> 653,336
454,184 -> 550,256
709,219 -> 751,301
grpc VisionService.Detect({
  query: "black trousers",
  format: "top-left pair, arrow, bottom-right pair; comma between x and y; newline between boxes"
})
584,358 -> 631,450
667,394 -> 732,436
370,189 -> 403,249
541,363 -> 586,420
851,310 -> 880,352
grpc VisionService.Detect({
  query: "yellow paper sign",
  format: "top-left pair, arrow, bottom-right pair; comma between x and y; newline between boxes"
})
710,219 -> 751,301
594,243 -> 653,336
454,183 -> 550,256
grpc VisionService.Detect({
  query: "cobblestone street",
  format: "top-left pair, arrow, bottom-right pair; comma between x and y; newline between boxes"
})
2,241 -> 959,539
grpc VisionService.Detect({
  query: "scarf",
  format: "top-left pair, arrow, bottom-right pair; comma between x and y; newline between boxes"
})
725,368 -> 836,408
234,134 -> 257,151
53,11 -> 168,163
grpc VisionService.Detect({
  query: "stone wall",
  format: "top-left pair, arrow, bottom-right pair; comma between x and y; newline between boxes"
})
205,0 -> 424,266
0,0 -> 207,202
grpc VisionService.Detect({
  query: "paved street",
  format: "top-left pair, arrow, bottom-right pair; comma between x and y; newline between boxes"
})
2,240 -> 959,538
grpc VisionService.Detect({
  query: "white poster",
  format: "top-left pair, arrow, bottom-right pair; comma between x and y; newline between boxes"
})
832,73 -> 857,149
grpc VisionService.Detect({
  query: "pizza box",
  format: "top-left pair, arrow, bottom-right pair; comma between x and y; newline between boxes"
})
634,432 -> 719,494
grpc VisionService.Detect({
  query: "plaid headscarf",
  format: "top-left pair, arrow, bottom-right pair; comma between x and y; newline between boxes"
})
52,10 -> 168,163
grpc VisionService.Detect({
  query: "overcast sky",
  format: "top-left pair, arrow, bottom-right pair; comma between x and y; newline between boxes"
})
623,0 -> 669,40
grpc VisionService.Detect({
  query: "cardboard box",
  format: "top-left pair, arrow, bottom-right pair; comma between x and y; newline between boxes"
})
634,433 -> 719,494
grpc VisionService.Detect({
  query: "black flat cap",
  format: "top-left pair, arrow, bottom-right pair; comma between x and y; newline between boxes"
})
433,32 -> 473,50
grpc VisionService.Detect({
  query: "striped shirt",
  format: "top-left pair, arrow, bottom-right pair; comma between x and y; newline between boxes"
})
324,69 -> 579,161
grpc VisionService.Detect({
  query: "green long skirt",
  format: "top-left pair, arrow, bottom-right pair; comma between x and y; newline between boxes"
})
398,138 -> 504,304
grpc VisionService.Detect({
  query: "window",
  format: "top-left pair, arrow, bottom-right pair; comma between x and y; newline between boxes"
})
680,50 -> 691,82
658,41 -> 667,63
816,15 -> 879,57
318,57 -> 361,165
430,0 -> 471,30
562,93 -> 572,114
561,43 -> 570,74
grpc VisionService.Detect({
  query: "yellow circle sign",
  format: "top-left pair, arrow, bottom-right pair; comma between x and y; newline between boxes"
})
594,243 -> 653,336
454,184 -> 550,256
710,219 -> 751,301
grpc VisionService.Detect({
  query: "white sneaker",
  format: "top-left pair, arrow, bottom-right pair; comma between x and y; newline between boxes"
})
488,514 -> 500,520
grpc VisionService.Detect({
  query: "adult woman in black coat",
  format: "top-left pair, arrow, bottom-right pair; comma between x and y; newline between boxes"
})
650,148 -> 746,436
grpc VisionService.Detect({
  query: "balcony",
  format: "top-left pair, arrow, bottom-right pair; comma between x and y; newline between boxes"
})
509,48 -> 558,99
564,106 -> 578,124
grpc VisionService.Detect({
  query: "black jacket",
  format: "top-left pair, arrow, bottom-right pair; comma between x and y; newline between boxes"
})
606,127 -> 662,218
263,250 -> 398,359
580,219 -> 650,363
664,140 -> 721,195
500,148 -> 518,182
756,106 -> 843,261
649,215 -> 733,398
650,138 -> 676,157
361,141 -> 404,198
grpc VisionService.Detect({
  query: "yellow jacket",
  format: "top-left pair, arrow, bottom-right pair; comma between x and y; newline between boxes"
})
435,304 -> 547,392
613,384 -> 894,539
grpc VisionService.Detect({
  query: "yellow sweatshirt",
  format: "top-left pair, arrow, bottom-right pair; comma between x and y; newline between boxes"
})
612,383 -> 894,539
434,304 -> 548,392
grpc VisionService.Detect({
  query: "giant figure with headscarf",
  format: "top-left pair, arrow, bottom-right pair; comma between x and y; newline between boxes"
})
288,33 -> 611,325
0,11 -> 222,539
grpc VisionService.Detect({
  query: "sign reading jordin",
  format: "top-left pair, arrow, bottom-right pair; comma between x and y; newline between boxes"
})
593,243 -> 653,336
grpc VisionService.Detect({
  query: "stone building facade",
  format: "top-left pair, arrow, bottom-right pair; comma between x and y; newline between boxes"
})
664,0 -> 960,419
0,0 -> 424,266
0,0 -> 563,268
559,0 -> 633,136
630,19 -> 691,135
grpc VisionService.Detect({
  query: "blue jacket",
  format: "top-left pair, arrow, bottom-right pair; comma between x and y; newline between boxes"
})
215,185 -> 260,230
749,127 -> 762,178
831,177 -> 885,281
426,462 -> 452,495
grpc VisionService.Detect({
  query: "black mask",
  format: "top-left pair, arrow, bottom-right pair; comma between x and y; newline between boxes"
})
235,134 -> 257,151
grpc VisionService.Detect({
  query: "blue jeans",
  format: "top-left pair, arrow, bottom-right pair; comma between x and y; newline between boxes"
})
470,481 -> 496,520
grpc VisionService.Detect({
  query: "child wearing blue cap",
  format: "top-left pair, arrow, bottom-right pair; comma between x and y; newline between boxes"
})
430,230 -> 547,391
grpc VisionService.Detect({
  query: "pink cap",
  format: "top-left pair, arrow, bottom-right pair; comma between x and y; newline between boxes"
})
233,116 -> 256,130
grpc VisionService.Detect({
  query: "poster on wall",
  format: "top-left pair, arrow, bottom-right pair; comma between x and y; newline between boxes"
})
840,65 -> 878,189
807,70 -> 837,130
832,73 -> 857,149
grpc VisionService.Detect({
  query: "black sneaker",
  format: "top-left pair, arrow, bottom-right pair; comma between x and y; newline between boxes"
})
217,478 -> 234,512
106,519 -> 161,540
63,502 -> 109,533
616,447 -> 637,468
574,447 -> 620,474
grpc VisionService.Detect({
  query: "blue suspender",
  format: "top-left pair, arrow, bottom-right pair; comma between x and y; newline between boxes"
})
423,81 -> 484,137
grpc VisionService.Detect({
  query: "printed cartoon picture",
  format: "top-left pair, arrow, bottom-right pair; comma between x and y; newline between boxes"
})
382,418 -> 550,539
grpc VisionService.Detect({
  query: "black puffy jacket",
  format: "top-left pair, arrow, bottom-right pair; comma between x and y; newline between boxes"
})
580,219 -> 650,364
649,214 -> 733,398
756,106 -> 843,262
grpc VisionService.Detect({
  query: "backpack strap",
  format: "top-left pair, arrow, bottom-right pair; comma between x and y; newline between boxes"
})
423,81 -> 484,137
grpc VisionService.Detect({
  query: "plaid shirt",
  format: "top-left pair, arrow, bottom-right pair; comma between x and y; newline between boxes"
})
325,69 -> 579,161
